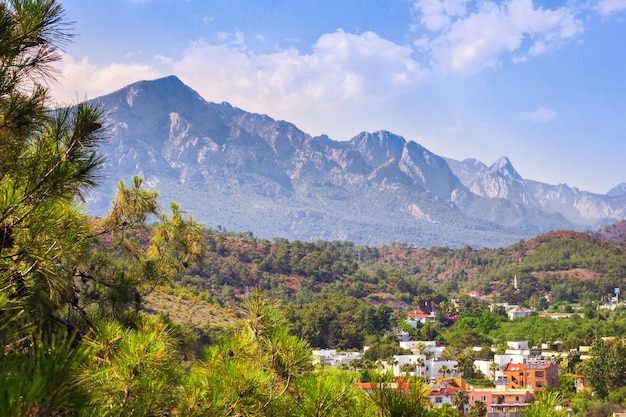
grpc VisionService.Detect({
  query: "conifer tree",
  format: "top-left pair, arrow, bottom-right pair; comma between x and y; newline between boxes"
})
0,2 -> 205,415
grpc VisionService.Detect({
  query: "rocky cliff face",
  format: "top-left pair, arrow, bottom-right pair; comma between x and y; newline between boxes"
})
446,157 -> 626,225
83,76 -> 624,248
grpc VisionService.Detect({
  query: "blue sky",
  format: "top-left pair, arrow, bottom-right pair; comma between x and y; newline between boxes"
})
52,0 -> 626,194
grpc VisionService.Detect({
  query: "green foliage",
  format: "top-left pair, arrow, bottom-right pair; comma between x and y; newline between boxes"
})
366,374 -> 433,417
80,317 -> 182,416
4,2 -> 626,416
177,291 -> 313,416
293,369 -> 363,417
521,391 -> 567,417
289,292 -> 391,350
469,400 -> 487,417
581,338 -> 626,400
0,332 -> 92,417
363,342 -> 410,361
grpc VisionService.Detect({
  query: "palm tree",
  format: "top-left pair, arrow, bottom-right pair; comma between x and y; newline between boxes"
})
441,345 -> 461,361
415,342 -> 427,355
416,357 -> 426,378
521,391 -> 567,417
489,361 -> 500,381
469,400 -> 488,417
401,363 -> 415,376
387,356 -> 399,375
452,390 -> 469,416
439,364 -> 451,378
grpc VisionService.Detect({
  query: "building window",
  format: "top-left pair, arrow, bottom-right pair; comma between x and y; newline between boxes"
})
535,371 -> 545,378
481,396 -> 487,402
435,397 -> 442,403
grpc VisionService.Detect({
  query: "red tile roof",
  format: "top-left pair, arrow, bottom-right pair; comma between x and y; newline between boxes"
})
503,363 -> 525,372
408,309 -> 429,318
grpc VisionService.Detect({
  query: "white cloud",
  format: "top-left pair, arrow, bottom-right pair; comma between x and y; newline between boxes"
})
412,0 -> 584,74
50,53 -> 162,104
412,0 -> 471,31
51,30 -> 427,130
594,0 -> 626,16
168,30 -> 427,117
49,1 -> 593,126
517,107 -> 557,122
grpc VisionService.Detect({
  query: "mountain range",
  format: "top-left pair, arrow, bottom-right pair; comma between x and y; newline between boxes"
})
83,75 -> 626,248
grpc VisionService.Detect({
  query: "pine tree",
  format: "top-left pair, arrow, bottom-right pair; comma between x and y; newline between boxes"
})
0,2 -> 107,414
0,0 -> 106,337
0,2 -> 206,415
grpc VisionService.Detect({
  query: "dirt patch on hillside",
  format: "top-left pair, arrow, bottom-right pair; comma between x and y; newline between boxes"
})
531,268 -> 598,281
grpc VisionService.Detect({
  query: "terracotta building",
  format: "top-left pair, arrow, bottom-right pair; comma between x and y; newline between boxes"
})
502,359 -> 558,390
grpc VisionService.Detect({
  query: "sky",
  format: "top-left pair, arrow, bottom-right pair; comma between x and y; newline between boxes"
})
50,0 -> 626,194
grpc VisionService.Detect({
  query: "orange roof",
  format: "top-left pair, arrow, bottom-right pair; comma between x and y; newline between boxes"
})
503,363 -> 525,372
408,309 -> 429,318
430,387 -> 460,396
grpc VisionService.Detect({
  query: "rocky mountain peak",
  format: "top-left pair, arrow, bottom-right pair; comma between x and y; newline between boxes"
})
607,183 -> 626,197
489,156 -> 522,180
350,130 -> 406,165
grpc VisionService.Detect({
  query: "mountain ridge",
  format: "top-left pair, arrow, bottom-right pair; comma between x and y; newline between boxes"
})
83,75 -> 625,248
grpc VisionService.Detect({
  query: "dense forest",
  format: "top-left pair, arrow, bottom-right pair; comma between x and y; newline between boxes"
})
2,1 -> 626,416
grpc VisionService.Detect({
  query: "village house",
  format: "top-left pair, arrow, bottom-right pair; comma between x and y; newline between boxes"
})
428,383 -> 461,409
507,307 -> 535,320
405,309 -> 437,327
539,312 -> 585,319
385,355 -> 458,380
399,340 -> 446,358
468,378 -> 534,416
501,359 -> 559,390
311,349 -> 362,367
474,341 -> 532,378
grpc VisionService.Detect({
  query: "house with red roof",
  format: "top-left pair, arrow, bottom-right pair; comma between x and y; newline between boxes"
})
428,382 -> 464,410
406,309 -> 436,327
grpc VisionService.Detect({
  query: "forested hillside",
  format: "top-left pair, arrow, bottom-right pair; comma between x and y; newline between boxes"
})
92,212 -> 625,357
162,227 -> 626,313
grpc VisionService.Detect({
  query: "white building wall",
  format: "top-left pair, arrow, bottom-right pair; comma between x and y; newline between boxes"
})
424,358 -> 459,380
388,354 -> 426,377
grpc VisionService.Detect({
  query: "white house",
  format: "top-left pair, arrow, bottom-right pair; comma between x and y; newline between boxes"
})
507,341 -> 529,350
384,355 -> 459,380
473,342 -> 532,380
406,309 -> 437,327
312,349 -> 362,367
507,307 -> 534,320
420,358 -> 459,380
399,340 -> 446,358
474,360 -> 501,379
385,354 -> 426,377
396,330 -> 410,342
428,383 -> 462,409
